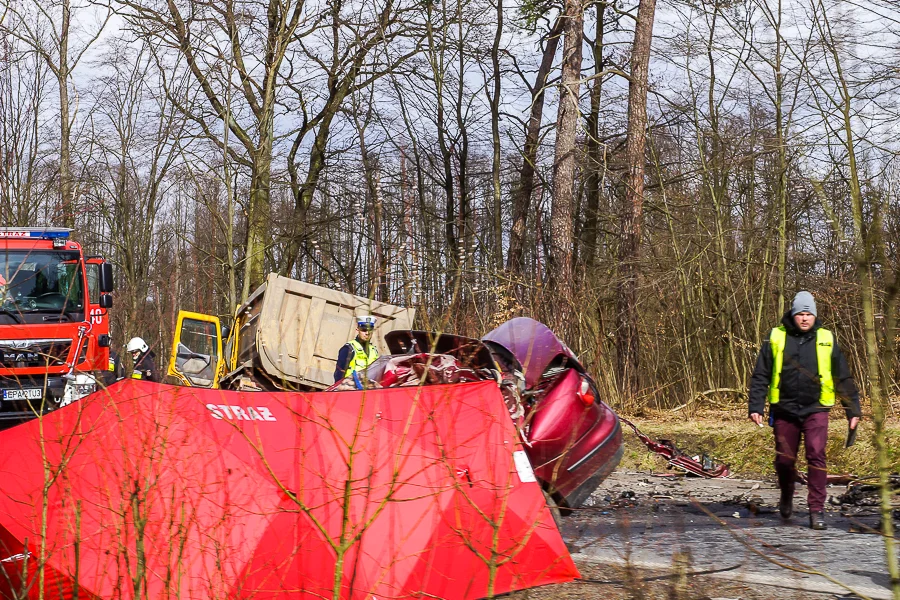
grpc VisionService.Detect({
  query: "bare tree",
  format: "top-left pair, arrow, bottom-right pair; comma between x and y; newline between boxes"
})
579,2 -> 608,274
806,1 -> 899,595
113,0 -> 312,295
86,40 -> 189,346
0,35 -> 50,225
508,16 -> 562,279
278,0 -> 417,277
486,0 -> 504,272
548,0 -> 584,323
616,0 -> 657,401
0,0 -> 110,227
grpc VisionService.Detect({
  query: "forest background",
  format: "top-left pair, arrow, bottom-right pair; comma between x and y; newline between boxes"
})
0,0 -> 897,415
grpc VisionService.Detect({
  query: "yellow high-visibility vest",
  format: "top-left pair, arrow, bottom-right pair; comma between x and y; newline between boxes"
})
767,326 -> 835,406
344,340 -> 379,378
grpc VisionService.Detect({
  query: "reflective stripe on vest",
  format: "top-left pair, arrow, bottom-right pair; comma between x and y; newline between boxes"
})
344,340 -> 379,378
131,371 -> 143,380
768,326 -> 835,406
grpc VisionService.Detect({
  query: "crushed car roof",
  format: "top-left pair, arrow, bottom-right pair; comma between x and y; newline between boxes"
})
482,317 -> 582,389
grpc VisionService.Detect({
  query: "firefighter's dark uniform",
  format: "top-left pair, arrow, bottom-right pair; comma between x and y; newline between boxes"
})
131,350 -> 159,383
102,349 -> 123,387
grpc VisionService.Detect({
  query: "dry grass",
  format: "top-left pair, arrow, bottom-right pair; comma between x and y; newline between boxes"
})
617,409 -> 900,478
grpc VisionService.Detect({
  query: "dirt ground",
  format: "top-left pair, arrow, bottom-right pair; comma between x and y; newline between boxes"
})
505,560 -> 840,599
507,470 -> 893,600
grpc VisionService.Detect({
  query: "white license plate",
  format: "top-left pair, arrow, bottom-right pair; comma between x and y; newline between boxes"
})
2,388 -> 42,400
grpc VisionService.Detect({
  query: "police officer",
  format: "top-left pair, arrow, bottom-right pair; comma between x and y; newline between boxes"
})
126,337 -> 159,382
334,316 -> 379,383
748,291 -> 861,530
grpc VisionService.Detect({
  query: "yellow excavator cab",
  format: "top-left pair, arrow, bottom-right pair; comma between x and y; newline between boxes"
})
167,311 -> 225,388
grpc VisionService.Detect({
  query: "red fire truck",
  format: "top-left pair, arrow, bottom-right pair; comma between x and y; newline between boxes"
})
0,228 -> 114,428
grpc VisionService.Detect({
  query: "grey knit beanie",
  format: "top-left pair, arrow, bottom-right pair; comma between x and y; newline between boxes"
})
791,291 -> 817,317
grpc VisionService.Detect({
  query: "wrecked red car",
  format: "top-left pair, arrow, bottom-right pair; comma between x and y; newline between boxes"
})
484,318 -> 624,507
332,317 -> 624,509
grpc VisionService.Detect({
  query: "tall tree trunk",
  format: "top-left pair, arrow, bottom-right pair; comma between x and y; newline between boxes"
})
282,91 -> 351,277
508,17 -> 562,277
58,0 -> 73,228
455,12 -> 471,321
356,111 -> 386,300
548,0 -> 584,329
774,0 -> 788,315
372,170 -> 388,302
818,5 -> 899,594
399,147 -> 418,307
223,87 -> 239,310
243,146 -> 271,298
581,2 -> 606,273
872,205 -> 899,397
616,0 -> 656,402
424,0 -> 458,299
488,0 -> 503,272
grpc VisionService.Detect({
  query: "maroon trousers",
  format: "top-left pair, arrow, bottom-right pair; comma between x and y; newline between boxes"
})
773,412 -> 830,513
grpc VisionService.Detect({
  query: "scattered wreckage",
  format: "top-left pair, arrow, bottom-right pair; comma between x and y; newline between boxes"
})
620,417 -> 731,479
831,474 -> 900,527
167,276 -> 626,510
330,317 -> 625,509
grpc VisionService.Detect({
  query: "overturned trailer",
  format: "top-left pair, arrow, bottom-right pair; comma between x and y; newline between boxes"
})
167,273 -> 415,391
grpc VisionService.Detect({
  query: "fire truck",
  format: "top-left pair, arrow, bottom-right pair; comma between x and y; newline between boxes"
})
0,228 -> 114,428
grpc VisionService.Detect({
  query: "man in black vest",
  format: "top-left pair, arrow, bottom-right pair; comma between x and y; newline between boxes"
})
748,291 -> 860,530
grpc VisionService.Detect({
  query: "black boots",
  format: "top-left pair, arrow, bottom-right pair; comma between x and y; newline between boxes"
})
779,488 -> 825,529
779,491 -> 793,519
809,512 -> 827,530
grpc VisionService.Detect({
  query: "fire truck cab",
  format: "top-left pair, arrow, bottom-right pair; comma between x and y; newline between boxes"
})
0,228 -> 114,429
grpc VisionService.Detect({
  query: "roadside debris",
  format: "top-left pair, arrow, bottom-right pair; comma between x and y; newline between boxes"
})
831,474 -> 900,517
795,471 -> 859,486
620,417 -> 730,478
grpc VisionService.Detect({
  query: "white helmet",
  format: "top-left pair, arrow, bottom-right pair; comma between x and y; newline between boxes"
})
126,337 -> 148,353
357,315 -> 377,331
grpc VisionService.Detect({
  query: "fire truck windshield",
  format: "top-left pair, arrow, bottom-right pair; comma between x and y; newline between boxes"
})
0,251 -> 85,322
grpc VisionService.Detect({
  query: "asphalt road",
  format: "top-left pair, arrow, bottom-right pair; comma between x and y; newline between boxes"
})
557,471 -> 894,599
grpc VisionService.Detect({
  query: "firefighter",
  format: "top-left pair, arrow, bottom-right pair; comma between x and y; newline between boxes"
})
102,347 -> 123,387
126,337 -> 159,382
748,291 -> 861,530
334,316 -> 379,383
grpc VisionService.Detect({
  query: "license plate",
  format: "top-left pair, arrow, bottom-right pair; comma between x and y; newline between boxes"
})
2,388 -> 42,400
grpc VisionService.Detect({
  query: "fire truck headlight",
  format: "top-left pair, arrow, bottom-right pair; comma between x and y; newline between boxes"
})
62,374 -> 96,406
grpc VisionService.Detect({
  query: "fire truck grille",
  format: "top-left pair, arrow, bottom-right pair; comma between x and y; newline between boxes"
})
0,339 -> 71,368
